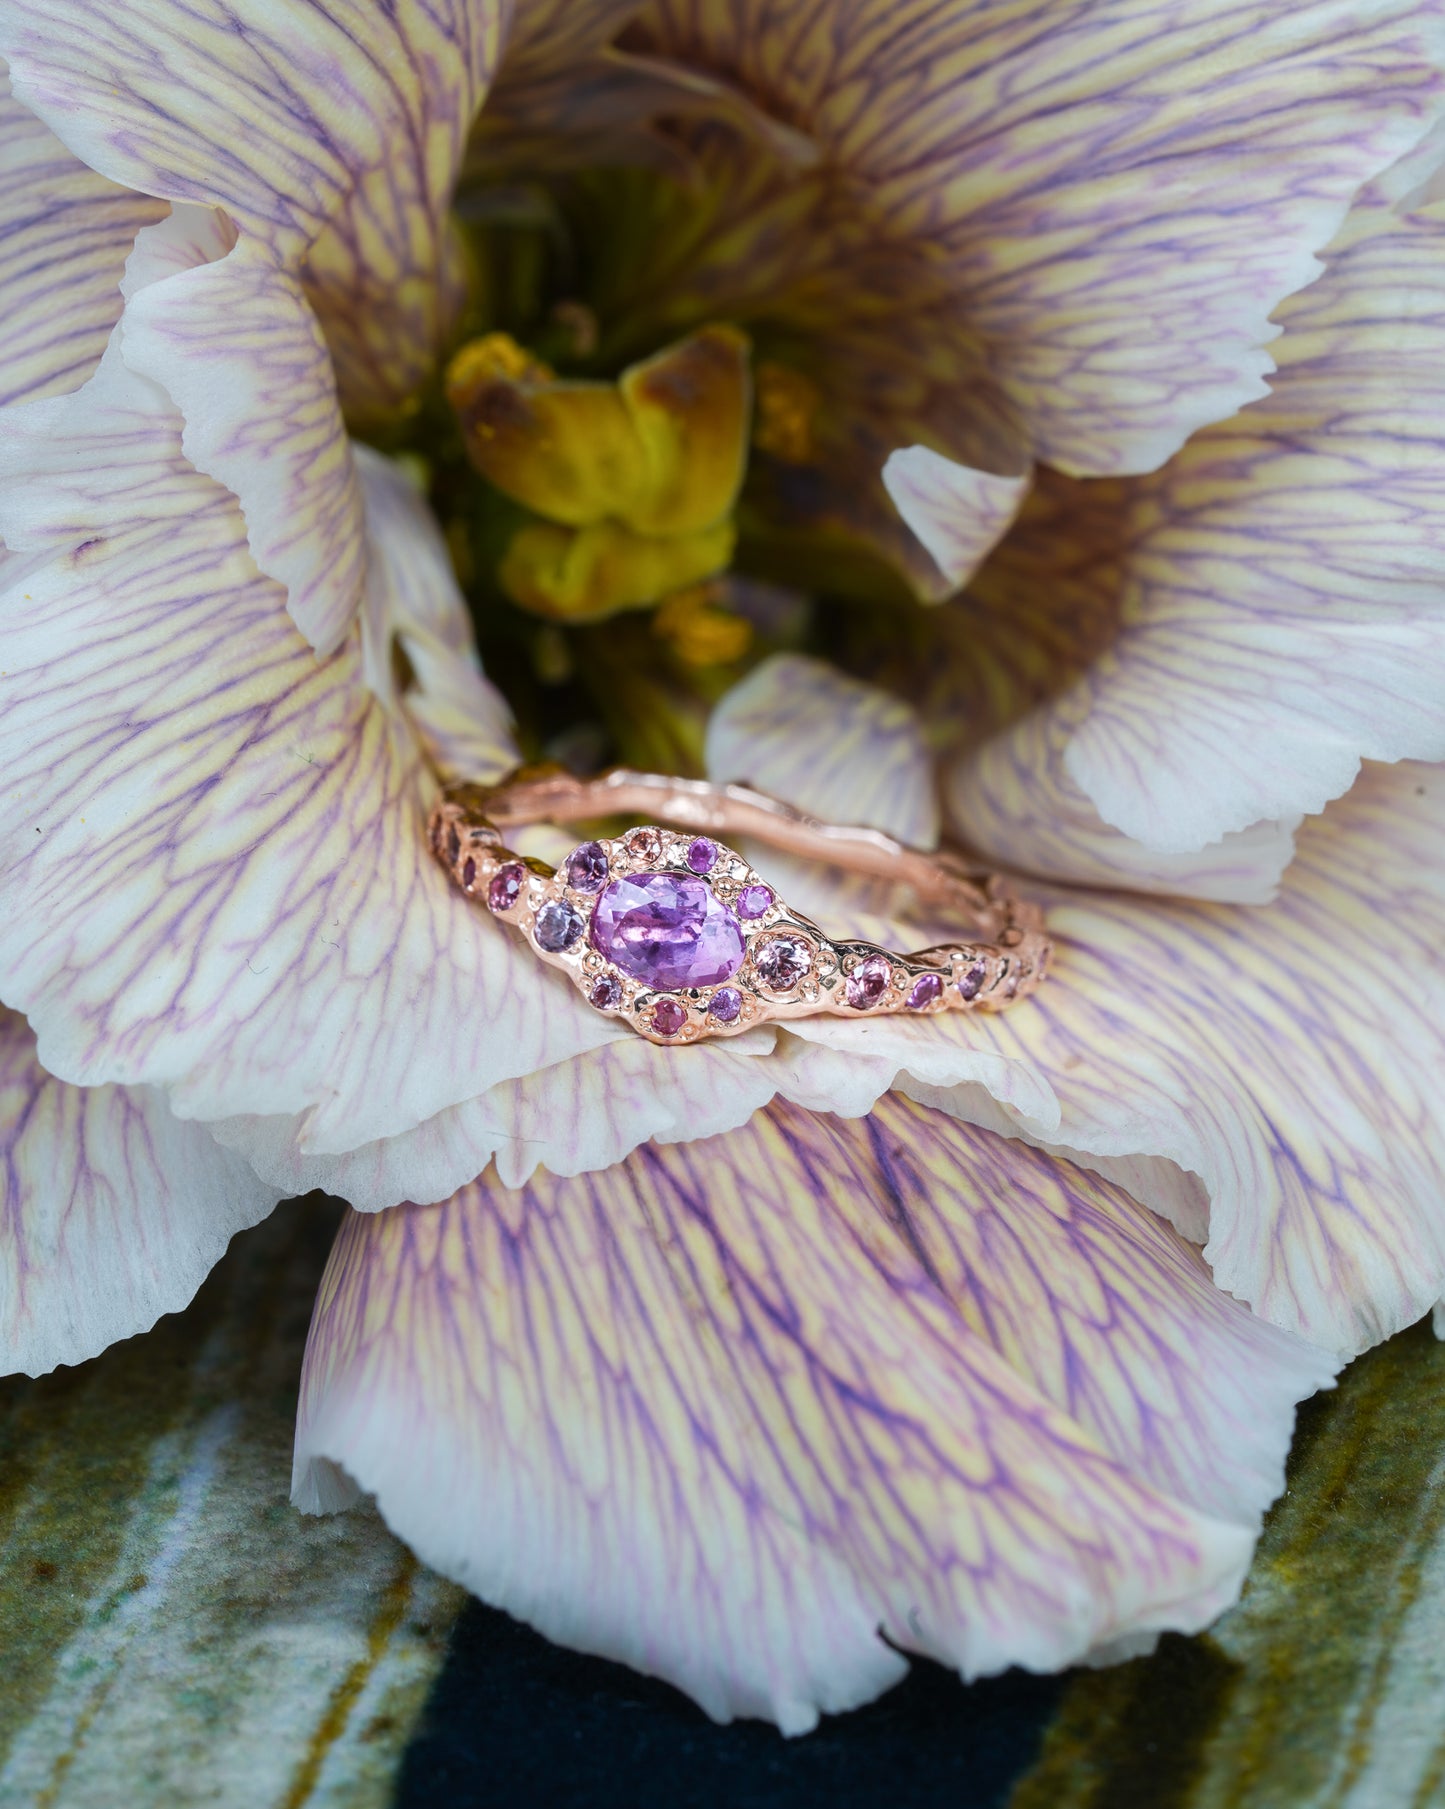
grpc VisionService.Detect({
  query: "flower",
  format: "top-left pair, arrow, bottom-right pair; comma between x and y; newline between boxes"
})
0,0 -> 1442,1736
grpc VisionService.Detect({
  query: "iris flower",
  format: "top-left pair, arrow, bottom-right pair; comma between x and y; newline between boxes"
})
0,0 -> 1442,1733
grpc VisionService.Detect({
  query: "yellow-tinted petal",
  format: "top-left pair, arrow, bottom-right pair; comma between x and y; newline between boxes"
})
0,338 -> 622,1151
0,0 -> 505,415
905,761 -> 1445,1356
0,66 -> 165,405
618,323 -> 751,534
0,1011 -> 279,1375
706,653 -> 940,848
634,0 -> 1443,475
295,1098 -> 1330,1727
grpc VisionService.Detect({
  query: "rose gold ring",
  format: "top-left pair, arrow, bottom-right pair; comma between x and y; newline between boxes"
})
429,765 -> 1051,1046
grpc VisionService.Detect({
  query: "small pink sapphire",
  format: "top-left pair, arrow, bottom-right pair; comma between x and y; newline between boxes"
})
686,837 -> 718,875
651,998 -> 688,1036
754,933 -> 811,993
565,841 -> 609,892
708,986 -> 742,1023
628,827 -> 662,862
462,856 -> 477,889
589,974 -> 622,1010
906,972 -> 944,1010
957,961 -> 987,1001
737,883 -> 773,919
845,954 -> 892,1010
488,862 -> 525,911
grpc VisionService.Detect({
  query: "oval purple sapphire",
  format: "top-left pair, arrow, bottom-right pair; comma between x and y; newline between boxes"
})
589,871 -> 746,991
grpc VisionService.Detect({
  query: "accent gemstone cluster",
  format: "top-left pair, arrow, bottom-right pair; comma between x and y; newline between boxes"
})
430,797 -> 1033,1046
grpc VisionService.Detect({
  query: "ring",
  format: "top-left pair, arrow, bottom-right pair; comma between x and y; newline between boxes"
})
429,766 -> 1051,1046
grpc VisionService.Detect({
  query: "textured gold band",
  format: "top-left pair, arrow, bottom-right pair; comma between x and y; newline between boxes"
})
430,766 -> 1051,1046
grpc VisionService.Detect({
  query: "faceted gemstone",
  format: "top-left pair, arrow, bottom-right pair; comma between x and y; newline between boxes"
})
844,954 -> 893,1010
590,871 -> 745,990
535,900 -> 584,952
462,856 -> 476,889
627,827 -> 662,862
753,933 -> 812,994
589,974 -> 622,1010
488,862 -> 525,912
737,883 -> 773,919
686,837 -> 718,875
906,972 -> 944,1011
565,841 -> 609,892
708,986 -> 742,1024
650,998 -> 688,1036
957,961 -> 987,1002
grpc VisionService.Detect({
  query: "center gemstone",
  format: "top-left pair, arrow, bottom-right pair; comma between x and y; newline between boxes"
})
589,871 -> 746,991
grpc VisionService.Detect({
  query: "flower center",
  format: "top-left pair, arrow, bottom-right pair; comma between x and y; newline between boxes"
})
446,324 -> 751,623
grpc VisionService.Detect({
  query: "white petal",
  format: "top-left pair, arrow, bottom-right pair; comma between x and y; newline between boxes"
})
295,1098 -> 1329,1727
352,444 -> 516,785
0,65 -> 165,405
950,699 -> 1302,904
882,445 -> 1031,595
0,340 -> 621,1150
120,208 -> 364,656
0,1011 -> 280,1374
214,1031 -> 784,1207
931,762 -> 1445,1355
706,654 -> 939,846
1060,190 -> 1445,848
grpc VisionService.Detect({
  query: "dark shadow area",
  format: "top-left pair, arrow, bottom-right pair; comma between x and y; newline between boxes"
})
397,1599 -> 1065,1809
1078,1634 -> 1239,1809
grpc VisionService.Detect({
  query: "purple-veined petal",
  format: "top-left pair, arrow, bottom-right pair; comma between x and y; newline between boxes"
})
708,647 -> 1291,903
121,209 -> 364,656
0,66 -> 165,406
0,0 -> 504,413
0,339 -> 623,1149
213,988 -> 1063,1211
294,1096 -> 1332,1729
352,443 -> 516,785
949,699 -> 1302,904
911,761 -> 1445,1357
0,0 -> 508,649
1057,186 -> 1445,849
631,0 -> 1443,476
0,1010 -> 280,1376
705,654 -> 939,846
882,445 -> 1031,596
215,1031 -> 785,1207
